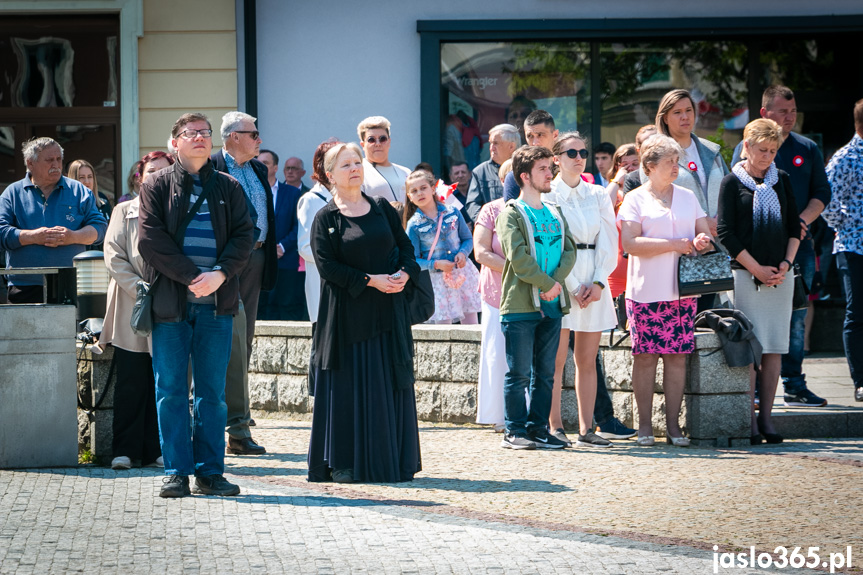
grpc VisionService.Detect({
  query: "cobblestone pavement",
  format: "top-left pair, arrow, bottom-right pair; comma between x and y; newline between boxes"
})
2,418 -> 861,574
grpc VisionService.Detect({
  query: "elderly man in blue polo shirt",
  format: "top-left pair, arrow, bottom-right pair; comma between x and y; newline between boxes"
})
732,85 -> 832,407
0,137 -> 107,303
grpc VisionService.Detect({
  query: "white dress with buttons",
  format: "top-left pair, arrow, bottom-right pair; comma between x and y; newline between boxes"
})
546,176 -> 618,332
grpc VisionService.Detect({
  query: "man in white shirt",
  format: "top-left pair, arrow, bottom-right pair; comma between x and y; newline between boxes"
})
358,116 -> 411,203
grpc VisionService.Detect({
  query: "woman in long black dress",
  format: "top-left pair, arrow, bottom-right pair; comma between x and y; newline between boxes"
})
308,142 -> 422,483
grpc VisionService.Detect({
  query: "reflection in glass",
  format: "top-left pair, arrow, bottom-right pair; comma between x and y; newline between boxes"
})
0,126 -> 16,191
599,41 -> 748,159
441,42 -> 591,174
11,37 -> 76,107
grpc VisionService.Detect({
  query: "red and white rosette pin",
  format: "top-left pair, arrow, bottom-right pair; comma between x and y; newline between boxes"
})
688,161 -> 698,172
793,155 -> 804,167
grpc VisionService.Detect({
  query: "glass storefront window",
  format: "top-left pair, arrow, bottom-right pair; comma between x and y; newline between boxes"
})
599,41 -> 748,160
441,41 -> 591,173
0,16 -> 119,109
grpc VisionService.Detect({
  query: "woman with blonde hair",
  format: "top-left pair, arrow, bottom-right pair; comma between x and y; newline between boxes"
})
68,159 -> 112,237
718,119 -> 800,445
307,142 -> 422,483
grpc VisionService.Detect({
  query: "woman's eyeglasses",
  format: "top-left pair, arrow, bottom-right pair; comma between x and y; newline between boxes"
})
366,135 -> 389,145
563,149 -> 590,159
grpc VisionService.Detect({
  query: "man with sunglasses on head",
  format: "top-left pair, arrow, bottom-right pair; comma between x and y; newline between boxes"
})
210,111 -> 277,456
358,116 -> 411,203
138,113 -> 254,497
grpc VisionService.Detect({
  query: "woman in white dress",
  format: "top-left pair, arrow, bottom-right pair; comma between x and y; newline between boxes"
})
546,132 -> 619,447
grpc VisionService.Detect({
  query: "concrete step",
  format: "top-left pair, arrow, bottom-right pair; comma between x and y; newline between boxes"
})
771,406 -> 863,438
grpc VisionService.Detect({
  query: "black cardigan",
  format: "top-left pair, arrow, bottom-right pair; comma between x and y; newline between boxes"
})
716,169 -> 800,270
311,194 -> 421,379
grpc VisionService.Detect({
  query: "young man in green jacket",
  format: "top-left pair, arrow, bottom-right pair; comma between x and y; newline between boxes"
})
495,146 -> 576,449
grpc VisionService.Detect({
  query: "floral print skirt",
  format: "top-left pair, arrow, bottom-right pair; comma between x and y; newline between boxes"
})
625,298 -> 697,355
428,263 -> 482,323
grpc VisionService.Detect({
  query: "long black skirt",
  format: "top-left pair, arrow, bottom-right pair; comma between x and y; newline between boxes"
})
307,333 -> 422,483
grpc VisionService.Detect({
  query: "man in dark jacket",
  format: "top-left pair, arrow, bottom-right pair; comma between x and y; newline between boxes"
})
138,112 -> 254,498
211,111 -> 277,456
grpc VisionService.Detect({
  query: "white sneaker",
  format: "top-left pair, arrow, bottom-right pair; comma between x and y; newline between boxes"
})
145,456 -> 164,468
111,456 -> 132,470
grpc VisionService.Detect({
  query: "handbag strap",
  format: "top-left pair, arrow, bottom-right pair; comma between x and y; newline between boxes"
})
426,211 -> 444,266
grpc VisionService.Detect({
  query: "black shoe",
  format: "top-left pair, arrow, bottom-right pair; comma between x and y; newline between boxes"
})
526,428 -> 568,449
750,434 -> 764,446
159,475 -> 190,498
227,436 -> 267,455
763,433 -> 783,444
855,388 -> 863,402
192,474 -> 240,496
332,469 -> 355,483
249,418 -> 257,426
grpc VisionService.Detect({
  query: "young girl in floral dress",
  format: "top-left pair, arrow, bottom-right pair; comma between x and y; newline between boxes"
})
404,170 -> 481,324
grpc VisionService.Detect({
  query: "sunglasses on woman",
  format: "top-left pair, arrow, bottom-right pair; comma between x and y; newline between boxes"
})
562,149 -> 590,159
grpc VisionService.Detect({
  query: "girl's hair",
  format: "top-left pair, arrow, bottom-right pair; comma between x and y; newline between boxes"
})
402,169 -> 440,228
607,143 -> 637,181
67,159 -> 98,194
498,158 -> 513,184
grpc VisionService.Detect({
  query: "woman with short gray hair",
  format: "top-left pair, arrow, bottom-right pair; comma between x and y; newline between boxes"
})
618,134 -> 714,447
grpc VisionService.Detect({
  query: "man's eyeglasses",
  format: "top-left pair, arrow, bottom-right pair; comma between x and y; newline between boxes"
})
177,129 -> 213,139
235,130 -> 260,140
563,149 -> 590,159
366,135 -> 389,145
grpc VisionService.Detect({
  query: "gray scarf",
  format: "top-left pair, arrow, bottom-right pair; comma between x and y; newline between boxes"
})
732,161 -> 783,245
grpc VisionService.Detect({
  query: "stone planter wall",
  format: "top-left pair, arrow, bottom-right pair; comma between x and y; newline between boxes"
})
78,321 -> 753,456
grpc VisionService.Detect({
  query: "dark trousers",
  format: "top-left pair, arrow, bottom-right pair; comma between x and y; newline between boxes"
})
225,247 -> 265,439
259,268 -> 308,321
838,251 -> 863,390
112,347 -> 161,464
8,285 -> 44,303
593,350 -> 615,426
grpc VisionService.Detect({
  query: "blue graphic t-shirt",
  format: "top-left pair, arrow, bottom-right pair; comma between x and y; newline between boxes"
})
519,199 -> 563,318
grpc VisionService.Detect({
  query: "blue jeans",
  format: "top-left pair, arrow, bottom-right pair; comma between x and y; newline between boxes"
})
501,315 -> 562,436
837,251 -> 863,389
781,238 -> 816,394
152,303 -> 233,476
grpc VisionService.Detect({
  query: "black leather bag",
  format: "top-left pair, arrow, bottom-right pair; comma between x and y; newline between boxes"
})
677,240 -> 734,297
792,263 -> 810,311
403,269 -> 435,325
130,276 -> 158,337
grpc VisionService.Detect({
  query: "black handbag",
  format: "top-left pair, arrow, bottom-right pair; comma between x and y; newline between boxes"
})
403,269 -> 435,325
677,240 -> 734,297
792,263 -> 810,311
130,276 -> 158,336
129,177 -> 213,336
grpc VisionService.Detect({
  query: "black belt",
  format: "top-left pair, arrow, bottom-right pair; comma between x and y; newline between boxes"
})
575,243 -> 596,250
254,241 -> 264,250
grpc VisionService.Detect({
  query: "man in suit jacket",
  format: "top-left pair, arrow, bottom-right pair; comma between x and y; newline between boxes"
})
283,156 -> 310,194
258,149 -> 306,320
211,111 -> 276,456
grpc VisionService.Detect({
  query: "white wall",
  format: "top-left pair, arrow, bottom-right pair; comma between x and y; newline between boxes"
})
255,0 -> 863,178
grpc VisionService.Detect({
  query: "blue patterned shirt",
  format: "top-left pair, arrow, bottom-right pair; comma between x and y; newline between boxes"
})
223,149 -> 268,240
825,133 -> 863,256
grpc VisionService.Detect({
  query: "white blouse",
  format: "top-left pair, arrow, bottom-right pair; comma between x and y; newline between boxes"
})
546,175 -> 619,332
